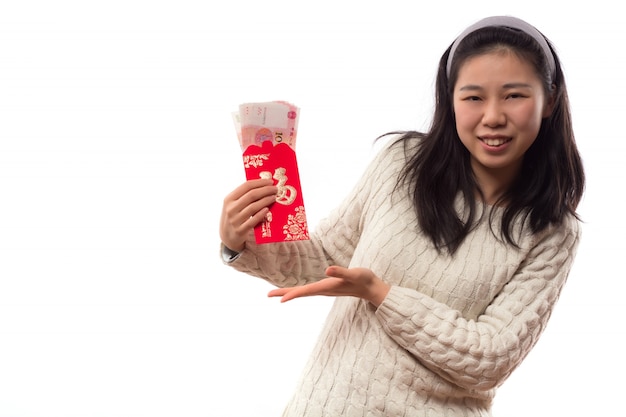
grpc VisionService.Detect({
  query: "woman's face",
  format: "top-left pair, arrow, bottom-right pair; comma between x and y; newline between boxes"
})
453,50 -> 553,182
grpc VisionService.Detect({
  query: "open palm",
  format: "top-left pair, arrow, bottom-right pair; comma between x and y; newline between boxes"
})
268,266 -> 390,307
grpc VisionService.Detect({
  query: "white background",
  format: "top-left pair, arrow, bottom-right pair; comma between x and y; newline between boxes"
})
1,1 -> 623,416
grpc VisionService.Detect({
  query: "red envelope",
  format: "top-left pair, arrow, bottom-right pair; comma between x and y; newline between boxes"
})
242,141 -> 310,244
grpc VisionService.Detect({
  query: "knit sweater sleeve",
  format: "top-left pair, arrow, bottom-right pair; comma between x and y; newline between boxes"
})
375,216 -> 581,391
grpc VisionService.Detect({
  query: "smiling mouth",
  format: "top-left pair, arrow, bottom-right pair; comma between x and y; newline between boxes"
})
480,137 -> 512,147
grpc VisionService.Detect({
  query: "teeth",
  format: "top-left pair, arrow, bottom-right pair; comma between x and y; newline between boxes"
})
483,138 -> 509,146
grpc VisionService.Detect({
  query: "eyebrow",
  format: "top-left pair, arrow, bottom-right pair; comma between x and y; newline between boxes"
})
458,82 -> 534,91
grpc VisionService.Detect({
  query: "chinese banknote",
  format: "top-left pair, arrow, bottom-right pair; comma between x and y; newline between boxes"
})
232,101 -> 300,151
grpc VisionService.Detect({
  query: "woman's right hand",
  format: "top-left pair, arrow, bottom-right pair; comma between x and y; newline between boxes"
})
220,178 -> 277,252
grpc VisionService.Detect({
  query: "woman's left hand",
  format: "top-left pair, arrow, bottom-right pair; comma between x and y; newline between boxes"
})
268,266 -> 391,308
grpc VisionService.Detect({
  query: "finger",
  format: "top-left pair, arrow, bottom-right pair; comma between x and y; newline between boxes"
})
325,265 -> 351,279
221,198 -> 268,233
269,279 -> 345,303
225,188 -> 276,220
237,201 -> 272,229
268,284 -> 319,303
268,286 -> 311,303
267,288 -> 289,298
223,183 -> 277,229
220,180 -> 277,250
226,178 -> 274,202
249,192 -> 278,214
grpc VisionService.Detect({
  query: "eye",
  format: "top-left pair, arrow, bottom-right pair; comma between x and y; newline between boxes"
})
507,92 -> 527,99
462,95 -> 482,102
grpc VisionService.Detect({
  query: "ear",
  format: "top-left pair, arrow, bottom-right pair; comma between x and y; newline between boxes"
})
542,84 -> 557,118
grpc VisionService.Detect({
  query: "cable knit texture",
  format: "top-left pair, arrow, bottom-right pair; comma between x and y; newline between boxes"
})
224,137 -> 581,417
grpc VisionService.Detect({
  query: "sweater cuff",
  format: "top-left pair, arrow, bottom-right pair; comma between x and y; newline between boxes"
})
220,243 -> 241,263
375,286 -> 430,328
376,285 -> 403,317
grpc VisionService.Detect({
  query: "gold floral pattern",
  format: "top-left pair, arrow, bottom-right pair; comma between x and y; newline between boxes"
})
283,206 -> 309,241
243,153 -> 270,169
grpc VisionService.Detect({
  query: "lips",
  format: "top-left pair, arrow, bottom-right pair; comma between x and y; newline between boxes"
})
479,136 -> 512,147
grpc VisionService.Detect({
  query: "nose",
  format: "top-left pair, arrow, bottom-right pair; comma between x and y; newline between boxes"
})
482,100 -> 506,127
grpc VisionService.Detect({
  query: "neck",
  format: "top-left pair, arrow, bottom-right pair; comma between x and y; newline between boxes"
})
472,162 -> 521,206
477,183 -> 509,206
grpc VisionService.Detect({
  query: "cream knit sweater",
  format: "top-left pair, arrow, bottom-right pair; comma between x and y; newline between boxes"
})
225,137 -> 581,417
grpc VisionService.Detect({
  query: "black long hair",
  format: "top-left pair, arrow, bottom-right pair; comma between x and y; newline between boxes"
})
390,25 -> 585,254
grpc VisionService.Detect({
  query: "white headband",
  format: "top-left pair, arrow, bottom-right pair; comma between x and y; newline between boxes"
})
446,16 -> 556,81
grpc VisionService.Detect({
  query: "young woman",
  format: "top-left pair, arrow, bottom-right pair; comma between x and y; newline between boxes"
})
219,16 -> 584,416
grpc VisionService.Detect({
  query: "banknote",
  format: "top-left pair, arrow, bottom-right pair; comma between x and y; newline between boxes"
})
233,101 -> 300,150
231,111 -> 243,146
